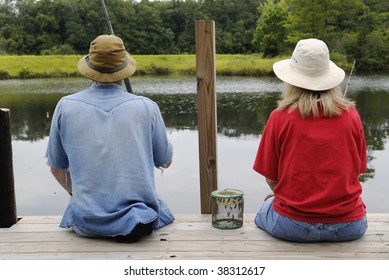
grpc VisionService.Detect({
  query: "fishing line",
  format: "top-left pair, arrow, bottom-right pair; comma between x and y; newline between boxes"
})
343,60 -> 356,98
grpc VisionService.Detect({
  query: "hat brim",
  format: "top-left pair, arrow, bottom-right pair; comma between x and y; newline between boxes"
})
273,59 -> 345,91
77,52 -> 136,83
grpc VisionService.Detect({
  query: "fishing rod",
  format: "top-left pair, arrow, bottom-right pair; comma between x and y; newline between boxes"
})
343,59 -> 356,98
99,0 -> 133,93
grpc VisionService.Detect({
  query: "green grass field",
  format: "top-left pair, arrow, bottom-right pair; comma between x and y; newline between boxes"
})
0,54 -> 349,79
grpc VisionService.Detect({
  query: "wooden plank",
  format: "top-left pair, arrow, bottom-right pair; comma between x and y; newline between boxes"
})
0,230 -> 388,243
12,213 -> 386,223
6,220 -> 389,233
195,20 -> 218,214
16,216 -> 61,224
0,214 -> 387,260
2,251 -> 388,260
0,241 -> 387,261
0,238 -> 387,254
4,214 -> 389,235
9,213 -> 366,222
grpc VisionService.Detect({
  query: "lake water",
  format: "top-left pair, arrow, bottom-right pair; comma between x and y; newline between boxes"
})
0,74 -> 388,215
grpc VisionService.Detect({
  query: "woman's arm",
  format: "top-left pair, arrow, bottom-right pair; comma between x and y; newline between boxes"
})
266,177 -> 277,191
264,177 -> 277,201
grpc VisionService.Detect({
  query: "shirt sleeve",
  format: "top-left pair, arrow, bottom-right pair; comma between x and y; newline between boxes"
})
357,113 -> 367,174
253,110 -> 279,181
46,100 -> 69,169
151,104 -> 173,168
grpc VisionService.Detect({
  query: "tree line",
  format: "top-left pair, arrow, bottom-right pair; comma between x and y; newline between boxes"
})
0,0 -> 388,70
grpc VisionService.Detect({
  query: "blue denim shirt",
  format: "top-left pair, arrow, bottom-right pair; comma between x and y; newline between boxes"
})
46,82 -> 174,236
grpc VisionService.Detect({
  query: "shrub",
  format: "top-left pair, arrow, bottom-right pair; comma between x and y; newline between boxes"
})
0,70 -> 10,79
40,44 -> 76,55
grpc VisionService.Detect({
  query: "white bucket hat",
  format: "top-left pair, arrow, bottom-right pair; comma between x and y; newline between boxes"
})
273,38 -> 345,91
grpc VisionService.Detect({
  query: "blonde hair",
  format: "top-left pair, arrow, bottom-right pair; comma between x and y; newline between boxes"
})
277,84 -> 355,118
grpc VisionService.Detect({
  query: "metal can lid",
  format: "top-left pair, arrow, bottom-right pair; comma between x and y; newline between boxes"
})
211,189 -> 244,199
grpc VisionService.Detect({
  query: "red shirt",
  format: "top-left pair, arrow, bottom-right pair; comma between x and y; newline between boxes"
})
253,107 -> 367,223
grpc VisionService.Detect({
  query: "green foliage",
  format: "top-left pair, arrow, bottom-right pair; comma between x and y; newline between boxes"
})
253,0 -> 288,57
0,54 -> 300,78
0,0 -> 388,69
200,0 -> 261,54
40,44 -> 76,55
0,70 -> 10,79
0,0 -> 262,56
281,0 -> 389,70
128,1 -> 175,54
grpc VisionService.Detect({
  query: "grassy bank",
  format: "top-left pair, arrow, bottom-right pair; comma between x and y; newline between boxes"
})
0,54 -> 350,79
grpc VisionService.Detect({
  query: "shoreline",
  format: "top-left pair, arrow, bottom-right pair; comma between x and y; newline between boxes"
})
0,54 -> 353,80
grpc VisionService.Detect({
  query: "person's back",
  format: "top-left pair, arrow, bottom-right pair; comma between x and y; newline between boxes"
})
253,38 -> 367,242
256,105 -> 366,223
47,35 -> 173,242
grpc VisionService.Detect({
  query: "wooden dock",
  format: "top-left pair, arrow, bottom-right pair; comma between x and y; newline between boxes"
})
0,214 -> 388,260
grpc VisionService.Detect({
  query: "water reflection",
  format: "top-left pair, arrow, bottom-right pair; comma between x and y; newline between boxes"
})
0,76 -> 388,214
354,90 -> 389,182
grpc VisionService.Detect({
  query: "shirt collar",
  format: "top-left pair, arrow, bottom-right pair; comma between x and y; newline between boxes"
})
91,82 -> 123,90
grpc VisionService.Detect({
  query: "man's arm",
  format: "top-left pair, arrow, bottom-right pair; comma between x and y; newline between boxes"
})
50,167 -> 72,196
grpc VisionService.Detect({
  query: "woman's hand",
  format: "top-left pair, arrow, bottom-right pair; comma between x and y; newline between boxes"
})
264,192 -> 275,201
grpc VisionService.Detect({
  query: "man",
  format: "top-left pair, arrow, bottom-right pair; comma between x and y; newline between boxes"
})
46,34 -> 174,242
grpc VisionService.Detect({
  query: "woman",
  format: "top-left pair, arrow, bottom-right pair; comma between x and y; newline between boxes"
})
253,38 -> 367,242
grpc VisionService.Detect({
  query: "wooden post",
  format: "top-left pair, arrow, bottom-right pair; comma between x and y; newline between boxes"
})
195,20 -> 218,214
0,108 -> 17,227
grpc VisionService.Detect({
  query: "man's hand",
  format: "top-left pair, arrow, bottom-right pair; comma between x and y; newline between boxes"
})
162,160 -> 172,169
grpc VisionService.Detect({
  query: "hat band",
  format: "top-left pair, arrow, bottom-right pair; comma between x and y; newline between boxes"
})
85,55 -> 129,74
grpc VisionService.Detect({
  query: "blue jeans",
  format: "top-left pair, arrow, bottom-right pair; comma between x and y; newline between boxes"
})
255,197 -> 368,242
71,225 -> 106,238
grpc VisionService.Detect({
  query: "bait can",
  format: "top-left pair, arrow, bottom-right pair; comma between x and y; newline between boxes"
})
211,189 -> 244,229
